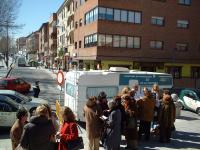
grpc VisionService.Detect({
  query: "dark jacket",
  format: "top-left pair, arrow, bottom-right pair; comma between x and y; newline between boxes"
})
105,109 -> 121,150
159,95 -> 176,128
20,115 -> 55,150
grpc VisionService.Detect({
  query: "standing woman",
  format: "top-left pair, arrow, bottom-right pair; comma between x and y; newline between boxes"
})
58,106 -> 79,150
104,101 -> 121,150
158,90 -> 176,143
10,108 -> 28,150
123,94 -> 138,150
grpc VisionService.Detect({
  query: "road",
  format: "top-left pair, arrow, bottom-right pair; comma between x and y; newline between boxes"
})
0,67 -> 200,150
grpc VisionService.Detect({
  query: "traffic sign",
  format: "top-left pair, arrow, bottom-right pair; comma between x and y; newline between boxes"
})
57,70 -> 64,85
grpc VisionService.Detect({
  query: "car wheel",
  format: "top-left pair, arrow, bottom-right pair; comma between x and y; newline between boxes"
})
196,108 -> 200,116
29,107 -> 37,116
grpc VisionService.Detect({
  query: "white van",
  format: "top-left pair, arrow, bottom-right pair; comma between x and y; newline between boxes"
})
64,67 -> 173,121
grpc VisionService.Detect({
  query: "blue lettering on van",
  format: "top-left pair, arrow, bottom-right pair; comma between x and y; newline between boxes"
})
119,74 -> 172,86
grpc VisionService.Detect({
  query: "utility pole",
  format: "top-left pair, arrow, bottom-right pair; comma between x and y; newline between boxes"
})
6,21 -> 9,68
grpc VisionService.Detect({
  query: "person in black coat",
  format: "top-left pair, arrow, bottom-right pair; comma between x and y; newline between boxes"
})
20,105 -> 56,150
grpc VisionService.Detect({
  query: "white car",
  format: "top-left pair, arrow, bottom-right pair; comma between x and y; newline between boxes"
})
0,95 -> 19,127
0,90 -> 49,114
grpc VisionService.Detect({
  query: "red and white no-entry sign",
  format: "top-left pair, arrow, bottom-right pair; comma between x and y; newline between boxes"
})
57,70 -> 64,85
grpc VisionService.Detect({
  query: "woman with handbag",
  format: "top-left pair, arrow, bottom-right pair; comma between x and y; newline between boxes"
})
58,106 -> 79,150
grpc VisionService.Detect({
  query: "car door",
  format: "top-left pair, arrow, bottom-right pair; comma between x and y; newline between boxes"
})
13,79 -> 21,92
189,91 -> 199,111
19,79 -> 29,93
182,90 -> 193,110
0,102 -> 17,127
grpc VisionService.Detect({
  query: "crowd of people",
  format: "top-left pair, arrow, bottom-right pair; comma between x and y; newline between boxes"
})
9,84 -> 176,150
83,84 -> 176,150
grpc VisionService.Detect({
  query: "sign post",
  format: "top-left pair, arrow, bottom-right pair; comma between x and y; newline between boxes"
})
57,70 -> 64,104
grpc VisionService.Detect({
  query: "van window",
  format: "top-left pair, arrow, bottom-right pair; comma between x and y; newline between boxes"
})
87,86 -> 118,98
66,83 -> 75,97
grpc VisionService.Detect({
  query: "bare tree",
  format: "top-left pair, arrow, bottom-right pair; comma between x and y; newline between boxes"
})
0,0 -> 22,67
0,0 -> 21,35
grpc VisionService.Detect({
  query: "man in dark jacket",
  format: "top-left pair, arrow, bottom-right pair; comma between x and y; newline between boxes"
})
20,105 -> 56,150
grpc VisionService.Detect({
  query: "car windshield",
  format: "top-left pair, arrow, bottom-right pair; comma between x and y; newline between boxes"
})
15,91 -> 32,102
4,96 -> 19,108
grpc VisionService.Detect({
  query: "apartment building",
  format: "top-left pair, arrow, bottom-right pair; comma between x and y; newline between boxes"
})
48,13 -> 57,67
57,0 -> 75,70
16,37 -> 26,51
26,31 -> 39,63
73,0 -> 200,88
38,22 -> 49,66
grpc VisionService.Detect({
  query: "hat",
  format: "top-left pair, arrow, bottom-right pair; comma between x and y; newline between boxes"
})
98,91 -> 107,99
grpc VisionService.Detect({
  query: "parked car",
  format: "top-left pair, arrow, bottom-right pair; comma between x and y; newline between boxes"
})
170,87 -> 200,115
0,77 -> 31,93
0,95 -> 19,127
0,90 -> 49,115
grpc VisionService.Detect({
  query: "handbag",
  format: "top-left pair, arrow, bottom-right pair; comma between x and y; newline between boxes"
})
67,136 -> 84,150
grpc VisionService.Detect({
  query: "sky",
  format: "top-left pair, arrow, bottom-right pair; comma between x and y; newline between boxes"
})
15,0 -> 64,38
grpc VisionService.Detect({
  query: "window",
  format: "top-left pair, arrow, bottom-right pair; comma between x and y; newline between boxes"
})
99,7 -> 106,19
166,66 -> 182,79
120,36 -> 127,48
114,9 -> 121,21
75,21 -> 78,28
176,43 -> 188,51
84,7 -> 142,24
106,8 -> 113,20
150,41 -> 163,49
135,12 -> 142,24
151,16 -> 164,26
79,41 -> 82,48
79,19 -> 82,27
113,35 -> 120,47
178,0 -> 191,5
75,42 -> 77,49
121,10 -> 128,22
89,10 -> 94,23
85,13 -> 89,24
128,11 -> 135,23
177,20 -> 189,28
86,86 -> 118,99
127,37 -> 134,48
93,34 -> 97,44
191,67 -> 200,78
66,83 -> 75,97
98,34 -> 106,46
84,34 -> 98,47
93,7 -> 98,21
105,35 -> 113,47
84,37 -> 88,47
133,37 -> 141,48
